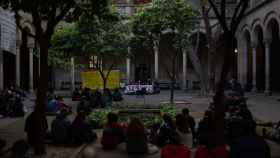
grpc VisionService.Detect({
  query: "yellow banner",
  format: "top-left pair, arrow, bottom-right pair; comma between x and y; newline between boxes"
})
81,70 -> 120,89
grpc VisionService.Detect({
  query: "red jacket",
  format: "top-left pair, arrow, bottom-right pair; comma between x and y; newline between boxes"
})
161,144 -> 191,158
194,145 -> 229,158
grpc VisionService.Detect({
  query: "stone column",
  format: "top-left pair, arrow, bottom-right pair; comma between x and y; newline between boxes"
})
264,38 -> 272,95
0,50 -> 3,90
243,44 -> 248,88
71,57 -> 75,91
252,42 -> 257,92
182,50 -> 187,90
29,48 -> 34,92
16,47 -> 21,87
126,58 -> 131,83
153,40 -> 159,80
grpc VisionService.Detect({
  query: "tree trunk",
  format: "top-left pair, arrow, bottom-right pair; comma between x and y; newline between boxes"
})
32,37 -> 49,155
103,77 -> 107,90
213,33 -> 235,144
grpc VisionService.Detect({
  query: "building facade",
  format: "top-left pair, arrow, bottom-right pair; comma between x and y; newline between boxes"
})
236,0 -> 280,93
0,7 -> 17,90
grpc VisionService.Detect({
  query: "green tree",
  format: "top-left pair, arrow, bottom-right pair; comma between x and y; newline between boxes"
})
0,0 -> 109,154
77,11 -> 130,89
131,0 -> 197,103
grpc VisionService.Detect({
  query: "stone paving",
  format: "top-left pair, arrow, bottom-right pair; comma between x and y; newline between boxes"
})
0,91 -> 280,157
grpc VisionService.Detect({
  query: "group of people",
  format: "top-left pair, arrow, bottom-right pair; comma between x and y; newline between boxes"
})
99,109 -> 195,157
0,86 -> 25,118
74,88 -> 123,112
46,95 -> 71,114
24,109 -> 97,151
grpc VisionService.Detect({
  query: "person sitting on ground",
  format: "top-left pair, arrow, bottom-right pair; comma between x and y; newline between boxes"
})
194,132 -> 229,158
175,114 -> 192,148
77,97 -> 91,115
47,96 -> 59,113
51,109 -> 71,144
10,139 -> 30,158
112,88 -> 123,102
230,120 -> 271,158
57,96 -> 71,114
197,110 -> 214,145
270,121 -> 280,141
70,111 -> 97,145
101,113 -> 125,150
182,108 -> 196,146
157,114 -> 177,147
161,132 -> 192,158
102,89 -> 113,107
126,117 -> 148,155
93,89 -> 103,108
72,88 -> 81,101
81,88 -> 91,100
10,95 -> 25,117
238,103 -> 253,120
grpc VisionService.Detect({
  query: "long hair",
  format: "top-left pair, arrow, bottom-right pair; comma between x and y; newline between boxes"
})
176,114 -> 189,133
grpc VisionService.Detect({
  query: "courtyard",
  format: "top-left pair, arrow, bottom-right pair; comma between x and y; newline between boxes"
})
1,0 -> 280,158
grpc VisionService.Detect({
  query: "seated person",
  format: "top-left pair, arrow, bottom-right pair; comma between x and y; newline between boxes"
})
102,89 -> 113,107
101,113 -> 125,149
157,114 -> 177,147
194,133 -> 229,158
175,114 -> 192,148
72,88 -> 81,101
126,117 -> 148,155
161,132 -> 191,158
70,111 -> 97,145
47,96 -> 59,113
112,89 -> 123,102
230,120 -> 271,158
51,110 -> 71,144
10,96 -> 25,117
77,98 -> 91,115
57,96 -> 71,113
182,108 -> 196,145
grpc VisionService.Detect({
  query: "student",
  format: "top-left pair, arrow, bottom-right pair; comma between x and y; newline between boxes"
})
51,110 -> 71,144
176,114 -> 192,148
161,132 -> 191,158
126,118 -> 148,155
101,113 -> 125,149
182,108 -> 196,145
230,120 -> 271,158
157,114 -> 176,147
70,111 -> 97,145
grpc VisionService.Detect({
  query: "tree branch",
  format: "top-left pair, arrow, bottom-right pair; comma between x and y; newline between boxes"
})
221,0 -> 226,22
231,0 -> 249,34
47,1 -> 76,35
208,0 -> 229,32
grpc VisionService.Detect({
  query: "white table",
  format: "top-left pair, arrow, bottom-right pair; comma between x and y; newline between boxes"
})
124,85 -> 154,94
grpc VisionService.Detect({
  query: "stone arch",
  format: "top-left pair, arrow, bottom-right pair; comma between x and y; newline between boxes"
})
266,18 -> 280,91
264,11 -> 280,33
253,25 -> 265,91
242,28 -> 253,90
251,19 -> 264,44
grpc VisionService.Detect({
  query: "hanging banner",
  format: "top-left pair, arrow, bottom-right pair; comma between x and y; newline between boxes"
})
81,70 -> 120,89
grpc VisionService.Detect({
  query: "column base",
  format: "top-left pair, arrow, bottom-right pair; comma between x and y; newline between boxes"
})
251,86 -> 258,93
264,90 -> 272,96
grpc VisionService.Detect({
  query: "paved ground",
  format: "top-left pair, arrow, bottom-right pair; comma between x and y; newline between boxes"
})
0,91 -> 280,157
